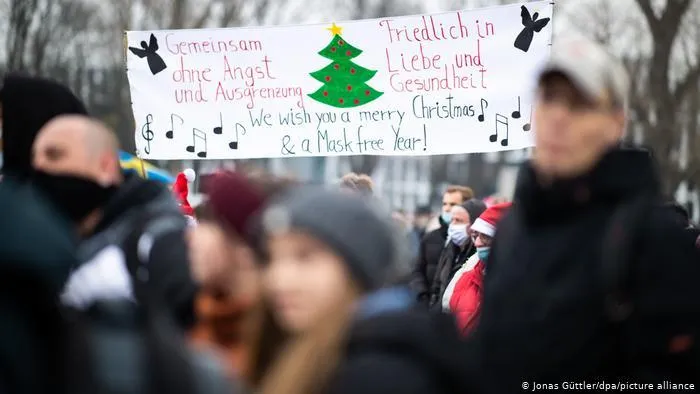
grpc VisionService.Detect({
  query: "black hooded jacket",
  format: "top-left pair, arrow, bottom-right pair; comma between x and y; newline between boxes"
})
65,174 -> 198,330
326,288 -> 473,394
471,148 -> 700,391
0,73 -> 87,179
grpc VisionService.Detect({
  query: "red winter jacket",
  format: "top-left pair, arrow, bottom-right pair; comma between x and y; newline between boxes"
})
449,260 -> 484,335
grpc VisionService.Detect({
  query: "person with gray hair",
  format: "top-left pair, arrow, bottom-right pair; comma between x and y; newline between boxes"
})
469,34 -> 700,389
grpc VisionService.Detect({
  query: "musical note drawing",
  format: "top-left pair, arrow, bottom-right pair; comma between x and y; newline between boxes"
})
211,113 -> 242,149
213,113 -> 223,135
141,114 -> 154,155
490,113 -> 509,147
512,96 -> 522,119
523,106 -> 533,131
229,123 -> 247,150
186,128 -> 207,158
477,98 -> 488,122
166,114 -> 184,139
128,33 -> 167,75
514,5 -> 551,53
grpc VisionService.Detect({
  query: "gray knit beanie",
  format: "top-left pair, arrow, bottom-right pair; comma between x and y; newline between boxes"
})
261,186 -> 398,290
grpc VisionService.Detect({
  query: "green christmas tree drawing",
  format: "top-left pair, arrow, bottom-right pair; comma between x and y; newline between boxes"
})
308,23 -> 383,108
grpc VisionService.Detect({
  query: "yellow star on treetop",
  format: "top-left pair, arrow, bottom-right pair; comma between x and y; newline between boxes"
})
327,23 -> 343,36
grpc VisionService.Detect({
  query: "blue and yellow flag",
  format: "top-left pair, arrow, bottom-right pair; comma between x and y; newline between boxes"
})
119,150 -> 174,184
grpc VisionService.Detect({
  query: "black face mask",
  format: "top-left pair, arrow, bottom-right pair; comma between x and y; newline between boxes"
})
32,171 -> 117,223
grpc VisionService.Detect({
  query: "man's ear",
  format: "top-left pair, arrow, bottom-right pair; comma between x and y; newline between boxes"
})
609,109 -> 627,143
98,152 -> 121,186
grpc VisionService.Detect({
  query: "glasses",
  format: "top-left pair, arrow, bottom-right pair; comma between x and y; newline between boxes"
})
470,231 -> 492,244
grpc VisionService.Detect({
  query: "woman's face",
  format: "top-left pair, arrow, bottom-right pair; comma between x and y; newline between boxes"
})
264,231 -> 356,334
187,220 -> 260,301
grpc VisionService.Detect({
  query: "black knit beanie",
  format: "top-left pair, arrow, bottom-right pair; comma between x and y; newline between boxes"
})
461,198 -> 487,225
1,73 -> 87,179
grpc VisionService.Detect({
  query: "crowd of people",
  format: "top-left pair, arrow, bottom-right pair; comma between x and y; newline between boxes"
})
1,34 -> 700,394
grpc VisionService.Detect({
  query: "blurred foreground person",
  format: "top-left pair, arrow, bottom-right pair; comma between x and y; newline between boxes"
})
0,174 -> 78,394
0,74 -> 84,393
189,170 -> 293,381
0,73 -> 87,289
0,187 -> 235,394
256,187 -> 470,394
32,115 -> 197,330
0,73 -> 87,288
472,35 -> 700,391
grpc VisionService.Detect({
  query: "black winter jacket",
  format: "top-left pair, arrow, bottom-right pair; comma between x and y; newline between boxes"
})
410,217 -> 449,301
471,148 -> 700,392
326,287 -> 472,394
62,174 -> 198,330
0,180 -> 78,394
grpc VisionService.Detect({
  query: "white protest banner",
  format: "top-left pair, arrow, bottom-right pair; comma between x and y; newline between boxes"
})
126,1 -> 553,160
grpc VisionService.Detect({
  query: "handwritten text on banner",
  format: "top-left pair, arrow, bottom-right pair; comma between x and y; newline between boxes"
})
126,1 -> 553,160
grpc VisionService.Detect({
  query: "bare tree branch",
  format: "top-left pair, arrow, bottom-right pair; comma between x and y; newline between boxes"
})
170,0 -> 186,28
6,0 -> 39,71
251,0 -> 271,23
191,3 -> 214,28
674,65 -> 700,103
635,0 -> 656,31
219,1 -> 241,27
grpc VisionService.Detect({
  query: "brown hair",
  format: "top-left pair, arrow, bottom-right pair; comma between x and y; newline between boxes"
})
245,170 -> 298,198
340,172 -> 373,195
445,185 -> 474,201
193,203 -> 210,220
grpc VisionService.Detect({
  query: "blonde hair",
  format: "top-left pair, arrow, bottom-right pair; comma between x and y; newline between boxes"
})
256,283 -> 360,394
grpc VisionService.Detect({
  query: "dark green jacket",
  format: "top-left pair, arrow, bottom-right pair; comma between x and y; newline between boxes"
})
0,178 -> 77,394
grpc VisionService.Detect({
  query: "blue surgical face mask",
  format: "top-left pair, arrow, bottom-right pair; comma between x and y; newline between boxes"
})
441,212 -> 452,224
476,246 -> 491,262
448,223 -> 468,246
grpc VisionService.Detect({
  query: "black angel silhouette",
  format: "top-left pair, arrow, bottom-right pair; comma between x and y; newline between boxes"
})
129,33 -> 167,75
513,6 -> 551,53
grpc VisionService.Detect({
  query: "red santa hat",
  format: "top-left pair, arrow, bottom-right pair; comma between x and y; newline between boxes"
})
470,202 -> 512,237
173,168 -> 196,216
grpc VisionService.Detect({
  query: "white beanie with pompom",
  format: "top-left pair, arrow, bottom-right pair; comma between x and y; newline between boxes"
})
183,168 -> 196,183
